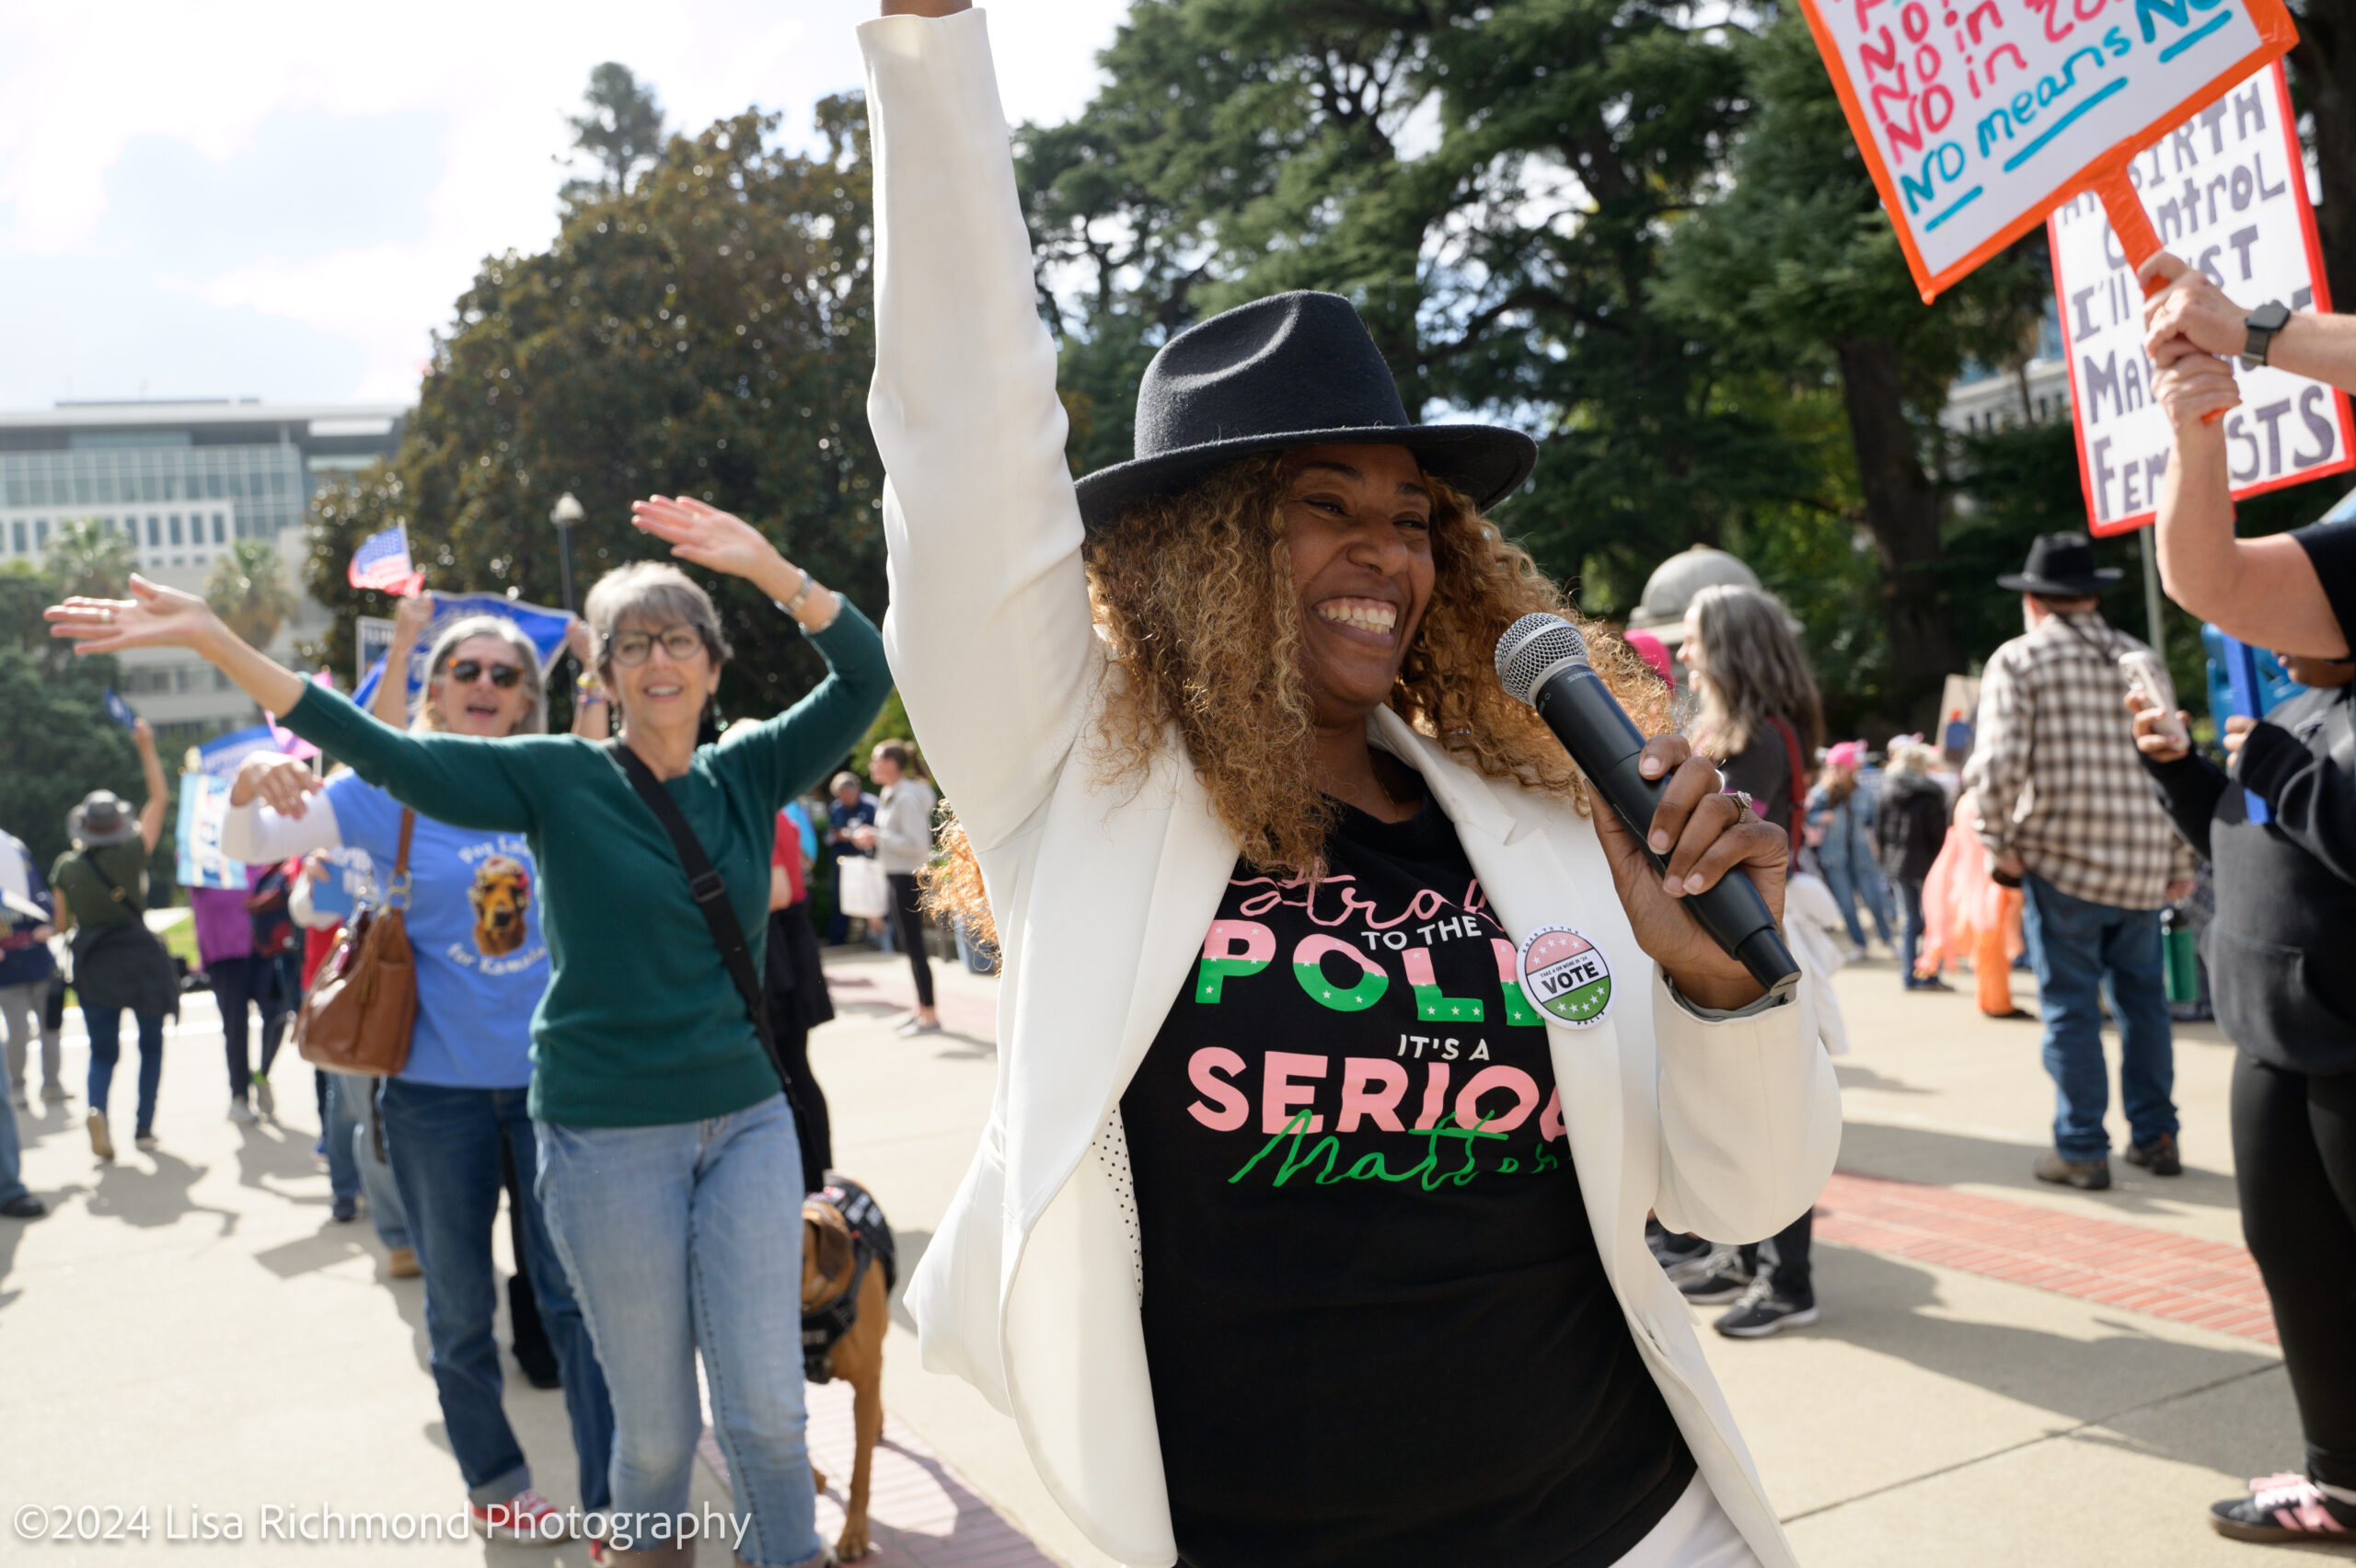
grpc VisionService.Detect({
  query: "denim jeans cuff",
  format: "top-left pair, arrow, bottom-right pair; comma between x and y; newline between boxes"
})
466,1464 -> 533,1508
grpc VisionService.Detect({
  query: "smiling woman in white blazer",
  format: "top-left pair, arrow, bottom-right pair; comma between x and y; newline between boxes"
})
860,8 -> 1841,1567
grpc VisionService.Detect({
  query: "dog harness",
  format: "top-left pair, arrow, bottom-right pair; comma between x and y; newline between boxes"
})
803,1177 -> 897,1382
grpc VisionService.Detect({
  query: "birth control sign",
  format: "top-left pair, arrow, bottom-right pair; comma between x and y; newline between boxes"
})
1796,0 -> 2296,299
1516,927 -> 1615,1028
2050,63 -> 2355,536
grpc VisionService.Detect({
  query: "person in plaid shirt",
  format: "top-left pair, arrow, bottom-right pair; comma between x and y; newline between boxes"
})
1965,533 -> 2196,1192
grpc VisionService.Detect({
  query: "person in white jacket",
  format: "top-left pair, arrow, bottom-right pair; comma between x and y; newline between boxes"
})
860,7 -> 1841,1566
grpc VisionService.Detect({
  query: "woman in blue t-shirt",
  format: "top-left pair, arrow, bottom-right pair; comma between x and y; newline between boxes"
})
221,613 -> 614,1544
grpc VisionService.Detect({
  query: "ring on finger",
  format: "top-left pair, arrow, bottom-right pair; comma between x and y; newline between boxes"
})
1727,790 -> 1754,818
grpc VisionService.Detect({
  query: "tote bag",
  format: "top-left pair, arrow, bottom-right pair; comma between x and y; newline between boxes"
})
837,854 -> 889,921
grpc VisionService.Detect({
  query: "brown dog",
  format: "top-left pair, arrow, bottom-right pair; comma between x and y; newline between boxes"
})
467,855 -> 531,956
803,1186 -> 892,1562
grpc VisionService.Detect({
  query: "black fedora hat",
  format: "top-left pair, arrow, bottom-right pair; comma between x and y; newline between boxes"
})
1997,531 -> 2124,597
1072,291 -> 1538,530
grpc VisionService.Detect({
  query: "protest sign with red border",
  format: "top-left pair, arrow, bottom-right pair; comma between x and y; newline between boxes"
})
1795,0 -> 2296,301
2047,63 -> 2353,536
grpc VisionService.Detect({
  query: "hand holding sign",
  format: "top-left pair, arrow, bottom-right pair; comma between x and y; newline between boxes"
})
1796,0 -> 2296,301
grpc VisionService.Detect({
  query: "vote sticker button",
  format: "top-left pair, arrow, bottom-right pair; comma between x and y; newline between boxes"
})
1517,925 -> 1615,1029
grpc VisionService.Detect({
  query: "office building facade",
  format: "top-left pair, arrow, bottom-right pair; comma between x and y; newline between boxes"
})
0,399 -> 408,742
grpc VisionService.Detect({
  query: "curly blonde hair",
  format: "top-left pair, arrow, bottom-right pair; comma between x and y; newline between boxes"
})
924,455 -> 1672,941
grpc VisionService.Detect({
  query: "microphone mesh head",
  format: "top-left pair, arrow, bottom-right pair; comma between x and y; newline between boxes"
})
1495,612 -> 1588,705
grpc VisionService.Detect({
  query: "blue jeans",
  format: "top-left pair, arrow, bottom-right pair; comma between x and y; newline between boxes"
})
1819,855 -> 1895,948
85,1008 -> 165,1136
0,1093 -> 27,1205
381,1078 -> 613,1511
2022,872 -> 2178,1160
1896,878 -> 1928,986
537,1093 -> 821,1567
325,1072 -> 410,1245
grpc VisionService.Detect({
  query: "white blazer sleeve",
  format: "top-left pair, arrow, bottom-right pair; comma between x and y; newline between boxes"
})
1649,971 -> 1843,1244
860,11 -> 1101,852
218,795 -> 345,865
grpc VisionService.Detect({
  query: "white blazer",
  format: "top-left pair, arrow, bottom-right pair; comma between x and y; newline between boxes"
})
860,14 -> 1843,1567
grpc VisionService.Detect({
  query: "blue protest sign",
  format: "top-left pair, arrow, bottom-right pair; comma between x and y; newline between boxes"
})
175,774 -> 247,891
352,593 -> 572,720
101,689 -> 139,732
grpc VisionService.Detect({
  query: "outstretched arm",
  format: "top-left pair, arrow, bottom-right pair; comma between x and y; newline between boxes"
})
2148,349 -> 2348,657
50,575 -> 309,718
372,590 -> 435,728
860,3 -> 1102,852
132,720 -> 167,853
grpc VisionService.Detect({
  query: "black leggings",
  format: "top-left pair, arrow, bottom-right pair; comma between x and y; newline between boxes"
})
2233,1052 -> 2356,1490
1738,1208 -> 1814,1303
887,871 -> 935,1010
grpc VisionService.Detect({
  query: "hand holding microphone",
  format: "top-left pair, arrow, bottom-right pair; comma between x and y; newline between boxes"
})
1496,614 -> 1799,1003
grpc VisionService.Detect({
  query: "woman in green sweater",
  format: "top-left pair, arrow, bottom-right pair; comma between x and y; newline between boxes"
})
50,496 -> 890,1568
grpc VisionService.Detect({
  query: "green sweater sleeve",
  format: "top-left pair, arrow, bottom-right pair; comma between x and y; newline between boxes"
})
278,685 -> 550,834
712,599 -> 895,809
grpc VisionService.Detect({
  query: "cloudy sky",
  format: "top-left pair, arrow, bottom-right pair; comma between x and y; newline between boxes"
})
0,2 -> 1125,412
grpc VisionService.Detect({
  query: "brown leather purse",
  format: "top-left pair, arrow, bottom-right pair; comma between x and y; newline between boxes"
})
294,809 -> 418,1077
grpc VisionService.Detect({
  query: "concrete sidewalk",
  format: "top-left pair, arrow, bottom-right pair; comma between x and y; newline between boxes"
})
0,944 -> 2325,1567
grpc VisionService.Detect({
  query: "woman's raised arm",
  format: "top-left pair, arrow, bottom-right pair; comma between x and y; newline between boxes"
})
860,5 -> 1102,851
49,574 -> 538,835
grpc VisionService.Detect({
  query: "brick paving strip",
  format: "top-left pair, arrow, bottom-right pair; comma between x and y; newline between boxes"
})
1815,1170 -> 2280,1343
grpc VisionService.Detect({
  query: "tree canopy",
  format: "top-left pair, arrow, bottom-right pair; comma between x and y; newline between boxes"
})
308,92 -> 883,732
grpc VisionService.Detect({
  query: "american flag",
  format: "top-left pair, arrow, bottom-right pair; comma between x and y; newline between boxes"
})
347,525 -> 423,596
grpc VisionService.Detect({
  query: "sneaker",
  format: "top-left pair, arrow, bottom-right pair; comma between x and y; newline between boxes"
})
87,1110 -> 114,1162
1,1193 -> 45,1219
40,1081 -> 69,1102
1715,1276 -> 1820,1338
252,1073 -> 274,1118
134,1130 -> 159,1152
1905,977 -> 1955,992
1646,1224 -> 1713,1276
387,1247 -> 422,1279
1678,1253 -> 1757,1305
228,1099 -> 259,1125
330,1193 -> 357,1224
896,1018 -> 942,1037
2032,1150 -> 2112,1190
2123,1132 -> 2183,1176
2209,1472 -> 2356,1541
469,1489 -> 569,1542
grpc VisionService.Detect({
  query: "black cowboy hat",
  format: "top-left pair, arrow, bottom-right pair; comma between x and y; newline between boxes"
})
1072,291 -> 1538,530
1996,531 -> 2124,597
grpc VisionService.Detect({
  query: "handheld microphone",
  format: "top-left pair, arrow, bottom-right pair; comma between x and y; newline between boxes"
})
1495,612 -> 1800,994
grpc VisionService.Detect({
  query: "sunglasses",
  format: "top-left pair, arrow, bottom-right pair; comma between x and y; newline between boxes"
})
608,627 -> 709,667
448,660 -> 525,689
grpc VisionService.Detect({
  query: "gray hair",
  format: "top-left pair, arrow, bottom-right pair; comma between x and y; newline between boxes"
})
1684,584 -> 1823,762
418,615 -> 547,734
583,561 -> 731,683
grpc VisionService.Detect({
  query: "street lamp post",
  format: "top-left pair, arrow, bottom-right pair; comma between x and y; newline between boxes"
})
549,492 -> 585,616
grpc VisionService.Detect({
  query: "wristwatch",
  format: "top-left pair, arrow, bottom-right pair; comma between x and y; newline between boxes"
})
2241,301 -> 2292,370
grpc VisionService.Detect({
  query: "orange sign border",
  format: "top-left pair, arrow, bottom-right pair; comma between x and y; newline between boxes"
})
1795,0 -> 2300,302
2050,63 -> 2356,536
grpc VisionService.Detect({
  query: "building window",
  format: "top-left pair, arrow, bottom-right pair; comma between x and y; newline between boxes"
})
8,523 -> 20,553
147,516 -> 160,547
34,519 -> 48,548
212,513 -> 225,543
168,514 -> 182,545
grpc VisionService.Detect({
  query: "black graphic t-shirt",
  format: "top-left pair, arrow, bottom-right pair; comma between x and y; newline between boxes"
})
1120,792 -> 1693,1568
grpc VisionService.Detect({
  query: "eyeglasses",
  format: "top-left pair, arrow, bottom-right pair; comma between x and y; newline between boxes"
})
608,626 -> 708,667
448,660 -> 524,688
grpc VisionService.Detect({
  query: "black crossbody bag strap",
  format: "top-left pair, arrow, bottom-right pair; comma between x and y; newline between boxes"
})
605,740 -> 825,1193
